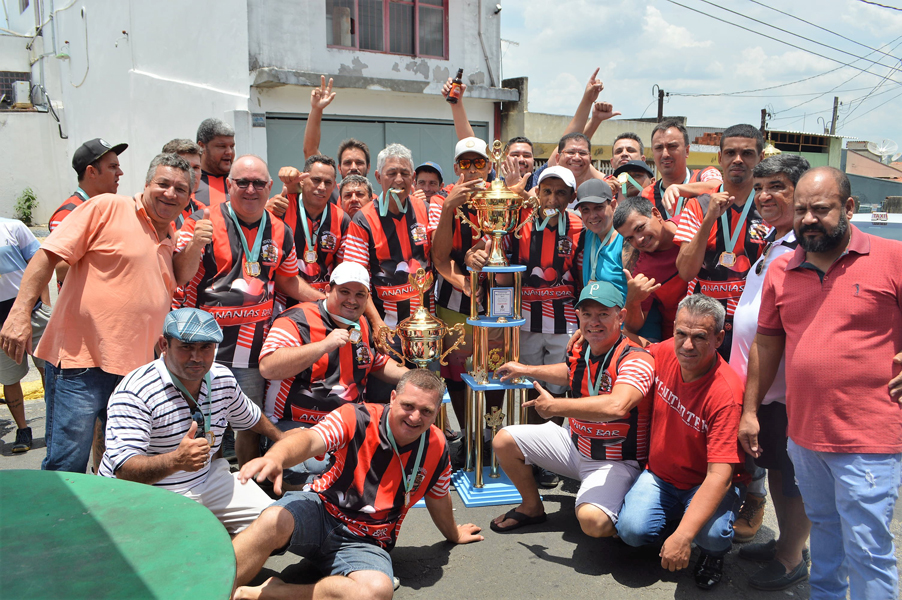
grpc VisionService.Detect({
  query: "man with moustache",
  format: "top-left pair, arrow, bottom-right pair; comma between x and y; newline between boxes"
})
641,119 -> 722,219
746,166 -> 902,599
675,124 -> 767,361
259,263 -> 407,487
0,153 -> 194,473
99,308 -> 283,533
731,155 -> 811,591
339,175 -> 374,218
231,370 -> 484,600
613,195 -> 689,341
195,118 -> 236,208
612,160 -> 655,199
175,155 -> 322,465
488,282 -> 654,538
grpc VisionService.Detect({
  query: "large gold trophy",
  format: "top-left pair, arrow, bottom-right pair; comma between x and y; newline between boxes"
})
450,140 -> 537,507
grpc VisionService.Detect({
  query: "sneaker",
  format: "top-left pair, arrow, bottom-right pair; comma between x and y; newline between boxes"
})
733,494 -> 766,542
694,552 -> 724,590
739,539 -> 811,565
11,427 -> 32,453
749,558 -> 809,591
534,466 -> 560,489
393,577 -> 400,590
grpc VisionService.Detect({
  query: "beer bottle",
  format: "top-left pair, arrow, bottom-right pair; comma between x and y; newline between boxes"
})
446,68 -> 464,104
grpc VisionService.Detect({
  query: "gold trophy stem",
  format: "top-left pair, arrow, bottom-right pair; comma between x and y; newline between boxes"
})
487,232 -> 509,267
464,386 -> 474,472
474,390 -> 485,488
469,270 -> 478,321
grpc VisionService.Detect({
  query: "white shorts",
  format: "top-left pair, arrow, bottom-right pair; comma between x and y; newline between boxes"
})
504,421 -> 641,522
517,330 -> 571,395
0,303 -> 51,386
183,458 -> 273,534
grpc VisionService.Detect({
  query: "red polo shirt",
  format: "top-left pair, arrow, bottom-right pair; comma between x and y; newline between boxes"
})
757,226 -> 902,454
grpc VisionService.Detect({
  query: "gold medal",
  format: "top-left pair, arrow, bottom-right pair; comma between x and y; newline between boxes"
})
404,491 -> 410,507
244,261 -> 261,277
204,430 -> 216,446
304,250 -> 317,263
718,252 -> 737,268
349,329 -> 361,344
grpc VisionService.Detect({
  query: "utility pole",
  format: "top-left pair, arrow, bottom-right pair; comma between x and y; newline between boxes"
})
829,96 -> 839,135
760,109 -> 767,136
657,88 -> 665,122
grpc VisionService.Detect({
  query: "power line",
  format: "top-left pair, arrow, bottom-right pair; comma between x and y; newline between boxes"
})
747,0 -> 898,60
665,0 -> 902,86
670,85 -> 877,99
693,0 -> 900,71
842,59 -> 902,125
843,89 -> 902,125
856,0 -> 902,11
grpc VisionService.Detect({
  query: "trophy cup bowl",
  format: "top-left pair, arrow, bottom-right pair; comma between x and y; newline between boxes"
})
455,140 -> 537,268
378,269 -> 466,368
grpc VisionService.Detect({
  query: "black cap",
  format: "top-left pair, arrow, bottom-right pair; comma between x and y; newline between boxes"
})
613,160 -> 654,178
72,138 -> 128,174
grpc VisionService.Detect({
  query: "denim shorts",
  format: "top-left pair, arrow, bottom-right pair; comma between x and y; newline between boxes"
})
274,491 -> 393,580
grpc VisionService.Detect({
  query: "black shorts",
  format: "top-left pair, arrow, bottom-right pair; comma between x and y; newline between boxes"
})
753,402 -> 800,498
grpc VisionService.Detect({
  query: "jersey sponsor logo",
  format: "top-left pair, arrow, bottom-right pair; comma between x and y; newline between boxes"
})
410,223 -> 428,245
571,420 -> 630,444
320,230 -> 338,252
261,241 -> 279,266
655,379 -> 708,433
557,237 -> 574,256
521,285 -> 575,302
696,279 -> 745,300
289,405 -> 329,424
374,283 -> 419,300
355,345 -> 372,366
202,303 -> 273,327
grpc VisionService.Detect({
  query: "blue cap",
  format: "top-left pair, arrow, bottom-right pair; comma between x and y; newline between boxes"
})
415,161 -> 444,182
163,308 -> 223,343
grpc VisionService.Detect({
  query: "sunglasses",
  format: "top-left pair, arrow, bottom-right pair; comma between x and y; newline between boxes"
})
755,242 -> 774,276
230,178 -> 269,190
191,408 -> 207,439
457,157 -> 487,170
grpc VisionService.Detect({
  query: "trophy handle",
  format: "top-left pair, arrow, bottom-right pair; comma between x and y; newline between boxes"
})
377,326 -> 404,362
455,206 -> 483,235
439,323 -> 467,366
513,197 -> 538,239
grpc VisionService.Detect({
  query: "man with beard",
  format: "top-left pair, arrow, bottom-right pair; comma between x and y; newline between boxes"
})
746,166 -> 902,599
195,119 -> 235,208
675,124 -> 767,361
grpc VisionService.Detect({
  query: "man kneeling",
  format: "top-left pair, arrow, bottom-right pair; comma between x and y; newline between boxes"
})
491,281 -> 655,537
232,369 -> 483,600
99,308 -> 284,533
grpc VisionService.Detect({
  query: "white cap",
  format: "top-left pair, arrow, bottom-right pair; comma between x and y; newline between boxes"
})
454,137 -> 490,160
330,262 -> 370,289
537,165 -> 577,190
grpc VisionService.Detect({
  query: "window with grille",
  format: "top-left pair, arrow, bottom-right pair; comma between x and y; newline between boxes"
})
326,0 -> 447,59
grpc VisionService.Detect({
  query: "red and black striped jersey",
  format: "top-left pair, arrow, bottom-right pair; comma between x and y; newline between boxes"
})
175,202 -> 298,368
194,171 -> 229,208
260,300 -> 389,422
278,194 -> 350,298
567,336 -> 655,462
343,198 -> 432,327
507,210 -> 583,334
49,189 -> 89,232
309,402 -> 451,549
427,184 -> 482,315
674,189 -> 767,320
640,167 -> 723,218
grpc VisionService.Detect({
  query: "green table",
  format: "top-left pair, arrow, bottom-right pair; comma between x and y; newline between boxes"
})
0,470 -> 235,599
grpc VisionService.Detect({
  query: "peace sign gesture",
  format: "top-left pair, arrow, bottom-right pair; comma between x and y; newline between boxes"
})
311,75 -> 335,111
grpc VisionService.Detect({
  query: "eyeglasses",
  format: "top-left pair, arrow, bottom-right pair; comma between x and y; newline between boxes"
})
457,157 -> 487,170
230,178 -> 269,190
755,242 -> 775,275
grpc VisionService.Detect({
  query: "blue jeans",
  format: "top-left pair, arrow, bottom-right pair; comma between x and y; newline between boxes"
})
787,438 -> 901,600
42,365 -> 123,473
616,469 -> 743,557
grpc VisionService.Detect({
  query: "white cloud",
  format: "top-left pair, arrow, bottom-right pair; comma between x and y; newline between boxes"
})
641,5 -> 712,49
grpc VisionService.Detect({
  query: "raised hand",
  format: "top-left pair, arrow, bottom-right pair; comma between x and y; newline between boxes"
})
623,269 -> 661,305
522,381 -> 556,419
583,68 -> 605,103
442,77 -> 467,99
267,185 -> 290,217
192,208 -> 213,247
311,75 -> 335,110
465,240 -> 491,272
591,101 -> 621,122
174,420 -> 211,472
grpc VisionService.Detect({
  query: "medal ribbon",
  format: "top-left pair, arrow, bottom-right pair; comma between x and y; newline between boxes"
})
658,169 -> 691,219
75,187 -> 90,201
326,310 -> 361,334
384,409 -> 427,505
535,208 -> 567,236
226,204 -> 267,269
585,336 -> 619,397
167,368 -> 213,436
298,194 -> 329,259
718,186 -> 756,257
586,226 -> 615,284
619,174 -> 645,198
378,189 -> 408,217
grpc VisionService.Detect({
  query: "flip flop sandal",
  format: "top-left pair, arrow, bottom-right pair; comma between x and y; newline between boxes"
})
489,509 -> 547,533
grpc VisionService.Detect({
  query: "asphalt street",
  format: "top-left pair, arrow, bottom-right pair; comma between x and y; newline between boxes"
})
3,394 -> 901,599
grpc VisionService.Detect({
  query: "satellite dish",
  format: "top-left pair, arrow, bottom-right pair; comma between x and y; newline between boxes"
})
893,152 -> 902,162
867,139 -> 899,164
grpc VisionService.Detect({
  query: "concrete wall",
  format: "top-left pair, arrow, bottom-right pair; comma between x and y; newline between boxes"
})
247,0 -> 504,98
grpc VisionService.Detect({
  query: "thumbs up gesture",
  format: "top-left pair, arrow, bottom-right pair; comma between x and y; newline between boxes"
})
192,208 -> 214,247
174,420 -> 211,472
465,239 -> 492,272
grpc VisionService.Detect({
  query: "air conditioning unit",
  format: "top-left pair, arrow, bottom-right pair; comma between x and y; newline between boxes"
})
12,81 -> 32,109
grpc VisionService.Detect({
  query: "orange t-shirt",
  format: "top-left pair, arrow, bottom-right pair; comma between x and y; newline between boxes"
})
36,193 -> 176,375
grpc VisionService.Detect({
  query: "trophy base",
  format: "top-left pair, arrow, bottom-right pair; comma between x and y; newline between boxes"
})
451,467 -> 525,507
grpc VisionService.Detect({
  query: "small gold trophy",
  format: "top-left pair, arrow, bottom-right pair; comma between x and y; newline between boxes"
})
483,406 -> 506,478
377,268 -> 466,368
456,140 -> 537,267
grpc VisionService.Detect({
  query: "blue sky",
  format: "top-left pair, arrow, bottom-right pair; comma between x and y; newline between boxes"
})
499,0 -> 902,155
